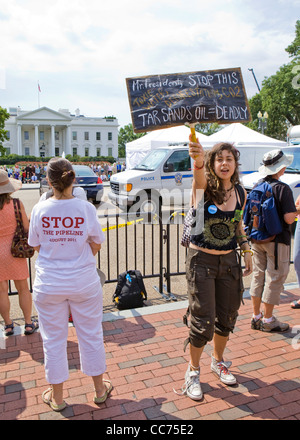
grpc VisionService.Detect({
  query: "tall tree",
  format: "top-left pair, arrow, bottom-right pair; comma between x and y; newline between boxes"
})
247,21 -> 300,140
0,106 -> 10,156
195,122 -> 221,135
118,123 -> 146,157
285,19 -> 300,60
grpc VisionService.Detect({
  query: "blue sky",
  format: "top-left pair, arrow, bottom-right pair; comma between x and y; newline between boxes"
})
0,0 -> 299,128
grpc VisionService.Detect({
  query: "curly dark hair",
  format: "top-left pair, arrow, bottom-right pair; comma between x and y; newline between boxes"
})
204,142 -> 241,205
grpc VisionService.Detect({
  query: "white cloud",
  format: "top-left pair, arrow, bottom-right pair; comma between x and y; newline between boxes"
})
0,0 -> 299,126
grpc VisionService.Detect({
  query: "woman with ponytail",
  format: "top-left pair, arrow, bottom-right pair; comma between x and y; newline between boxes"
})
29,158 -> 111,411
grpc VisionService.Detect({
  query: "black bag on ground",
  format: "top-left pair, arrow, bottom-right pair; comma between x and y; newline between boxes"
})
113,270 -> 147,310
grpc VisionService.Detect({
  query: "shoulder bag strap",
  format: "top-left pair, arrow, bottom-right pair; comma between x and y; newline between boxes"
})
135,271 -> 147,299
13,198 -> 25,233
236,183 -> 245,208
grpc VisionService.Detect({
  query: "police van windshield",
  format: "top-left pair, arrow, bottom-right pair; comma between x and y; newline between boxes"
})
133,149 -> 169,171
284,147 -> 300,172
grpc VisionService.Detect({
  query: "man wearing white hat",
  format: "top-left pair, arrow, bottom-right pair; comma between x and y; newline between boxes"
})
250,149 -> 296,332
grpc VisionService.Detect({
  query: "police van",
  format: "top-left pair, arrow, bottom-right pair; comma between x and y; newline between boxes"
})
242,125 -> 300,200
108,145 -> 193,214
108,141 -> 300,215
241,145 -> 300,201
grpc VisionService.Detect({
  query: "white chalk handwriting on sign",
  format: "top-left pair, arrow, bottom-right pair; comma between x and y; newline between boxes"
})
126,68 -> 251,133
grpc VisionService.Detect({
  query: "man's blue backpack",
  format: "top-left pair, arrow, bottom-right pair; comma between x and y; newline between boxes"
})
243,180 -> 282,243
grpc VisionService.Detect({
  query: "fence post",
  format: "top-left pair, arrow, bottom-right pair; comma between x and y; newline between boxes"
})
158,203 -> 164,295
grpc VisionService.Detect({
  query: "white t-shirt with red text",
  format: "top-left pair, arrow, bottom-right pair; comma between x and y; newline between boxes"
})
29,197 -> 105,296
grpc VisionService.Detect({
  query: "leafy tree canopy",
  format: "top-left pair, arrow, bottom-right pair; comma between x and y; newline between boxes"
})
285,19 -> 300,60
0,106 -> 10,156
247,20 -> 300,141
195,122 -> 221,135
118,123 -> 146,157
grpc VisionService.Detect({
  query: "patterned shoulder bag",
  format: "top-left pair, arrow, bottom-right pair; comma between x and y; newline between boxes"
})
11,198 -> 34,258
181,206 -> 196,248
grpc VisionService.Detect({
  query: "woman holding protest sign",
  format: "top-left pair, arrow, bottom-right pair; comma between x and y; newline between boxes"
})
28,157 -> 111,411
178,135 -> 252,401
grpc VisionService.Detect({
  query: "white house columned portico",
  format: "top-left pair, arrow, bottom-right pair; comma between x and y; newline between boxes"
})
3,106 -> 119,159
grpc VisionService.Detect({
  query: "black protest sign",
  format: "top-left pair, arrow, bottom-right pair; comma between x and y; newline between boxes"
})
126,68 -> 251,133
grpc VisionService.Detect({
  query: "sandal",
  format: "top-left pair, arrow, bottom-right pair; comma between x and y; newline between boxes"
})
4,322 -> 14,336
93,380 -> 113,404
291,300 -> 300,309
24,319 -> 39,335
42,387 -> 67,412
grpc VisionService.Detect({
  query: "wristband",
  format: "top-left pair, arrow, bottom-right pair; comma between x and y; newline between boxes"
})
241,249 -> 253,257
193,162 -> 204,170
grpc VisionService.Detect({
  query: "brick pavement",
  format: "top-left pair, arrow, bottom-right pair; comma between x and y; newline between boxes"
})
1,287 -> 300,421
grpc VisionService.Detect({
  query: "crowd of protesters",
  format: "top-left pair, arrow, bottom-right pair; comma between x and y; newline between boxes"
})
2,143 -> 298,411
90,161 -> 126,181
0,160 -> 126,184
1,163 -> 44,183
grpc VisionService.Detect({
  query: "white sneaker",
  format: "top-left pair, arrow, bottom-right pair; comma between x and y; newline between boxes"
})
174,365 -> 203,400
211,356 -> 236,386
184,366 -> 203,400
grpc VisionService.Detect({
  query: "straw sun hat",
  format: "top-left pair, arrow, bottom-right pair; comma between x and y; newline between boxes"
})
258,149 -> 294,177
0,169 -> 22,194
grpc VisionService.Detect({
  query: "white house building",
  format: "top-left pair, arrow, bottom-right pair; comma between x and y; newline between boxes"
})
3,106 -> 119,159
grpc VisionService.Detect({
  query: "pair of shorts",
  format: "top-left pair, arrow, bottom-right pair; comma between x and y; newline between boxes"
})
250,242 -> 290,306
185,247 -> 243,349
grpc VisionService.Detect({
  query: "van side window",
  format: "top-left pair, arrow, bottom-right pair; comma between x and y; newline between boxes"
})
164,150 -> 191,172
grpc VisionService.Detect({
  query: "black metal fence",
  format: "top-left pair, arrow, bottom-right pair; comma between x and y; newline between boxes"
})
8,208 -> 188,301
96,209 -> 188,301
8,184 -> 297,304
9,207 -> 296,300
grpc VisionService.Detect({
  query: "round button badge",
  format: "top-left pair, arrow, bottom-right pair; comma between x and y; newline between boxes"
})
208,205 -> 218,214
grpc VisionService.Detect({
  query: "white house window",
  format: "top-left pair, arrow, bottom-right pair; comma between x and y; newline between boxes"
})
84,132 -> 89,141
40,131 -> 44,141
96,132 -> 101,141
72,131 -> 77,141
108,132 -> 112,141
55,131 -> 59,141
6,131 -> 10,140
25,147 -> 30,156
96,147 -> 101,156
24,131 -> 29,140
73,147 -> 77,156
55,147 -> 60,156
85,147 -> 89,157
108,147 -> 112,156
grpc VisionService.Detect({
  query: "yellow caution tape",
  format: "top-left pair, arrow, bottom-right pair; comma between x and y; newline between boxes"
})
170,212 -> 185,219
102,211 -> 187,231
102,217 -> 144,231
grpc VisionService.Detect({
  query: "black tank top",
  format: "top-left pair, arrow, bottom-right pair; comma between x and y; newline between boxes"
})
190,184 -> 244,251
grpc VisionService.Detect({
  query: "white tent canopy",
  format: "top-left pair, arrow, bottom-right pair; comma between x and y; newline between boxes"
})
126,125 -> 207,169
200,123 -> 288,174
125,123 -> 287,170
203,122 -> 286,147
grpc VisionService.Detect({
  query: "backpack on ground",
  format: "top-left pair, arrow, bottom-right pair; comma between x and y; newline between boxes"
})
243,180 -> 282,244
113,270 -> 147,310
